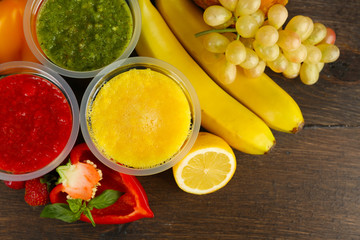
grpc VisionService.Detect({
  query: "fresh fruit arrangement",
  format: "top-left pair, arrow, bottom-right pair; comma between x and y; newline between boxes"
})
46,143 -> 154,225
1,0 -> 342,228
155,0 -> 304,134
136,0 -> 275,155
137,0 -> 339,194
3,143 -> 154,226
190,0 -> 340,85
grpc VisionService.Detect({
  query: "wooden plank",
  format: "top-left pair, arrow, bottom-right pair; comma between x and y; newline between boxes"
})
0,0 -> 359,239
124,128 -> 360,240
1,128 -> 360,239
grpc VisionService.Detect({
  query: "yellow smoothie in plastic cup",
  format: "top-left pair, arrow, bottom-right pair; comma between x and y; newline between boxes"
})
89,68 -> 191,169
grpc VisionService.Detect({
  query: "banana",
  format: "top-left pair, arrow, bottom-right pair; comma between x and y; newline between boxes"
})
155,0 -> 304,134
136,0 -> 275,154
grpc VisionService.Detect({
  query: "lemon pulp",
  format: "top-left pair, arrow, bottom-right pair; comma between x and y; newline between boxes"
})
89,68 -> 191,168
182,150 -> 233,190
173,132 -> 236,195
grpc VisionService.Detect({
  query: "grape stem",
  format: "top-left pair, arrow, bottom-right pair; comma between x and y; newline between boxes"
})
195,28 -> 237,37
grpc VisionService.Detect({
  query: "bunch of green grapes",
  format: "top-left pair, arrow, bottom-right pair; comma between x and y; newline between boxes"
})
199,0 -> 340,85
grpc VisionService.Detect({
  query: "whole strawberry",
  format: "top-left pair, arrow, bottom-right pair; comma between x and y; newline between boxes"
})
3,180 -> 25,190
24,178 -> 49,206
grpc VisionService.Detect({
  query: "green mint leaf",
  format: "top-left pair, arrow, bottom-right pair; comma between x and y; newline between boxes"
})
40,203 -> 80,223
88,189 -> 123,210
67,199 -> 83,213
84,208 -> 96,227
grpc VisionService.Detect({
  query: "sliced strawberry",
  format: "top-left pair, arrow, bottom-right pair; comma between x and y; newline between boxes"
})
56,160 -> 101,201
24,178 -> 49,206
49,143 -> 154,225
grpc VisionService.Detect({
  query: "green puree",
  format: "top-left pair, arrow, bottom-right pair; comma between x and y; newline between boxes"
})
36,0 -> 133,71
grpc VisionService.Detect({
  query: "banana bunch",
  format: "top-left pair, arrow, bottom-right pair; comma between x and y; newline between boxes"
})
155,0 -> 304,134
136,0 -> 303,154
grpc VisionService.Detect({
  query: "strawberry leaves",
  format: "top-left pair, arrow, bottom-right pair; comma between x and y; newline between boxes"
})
40,189 -> 122,226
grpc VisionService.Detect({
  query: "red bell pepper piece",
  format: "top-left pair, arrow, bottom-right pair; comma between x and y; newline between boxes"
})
49,143 -> 154,224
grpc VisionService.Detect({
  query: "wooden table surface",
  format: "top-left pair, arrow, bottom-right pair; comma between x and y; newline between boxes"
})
1,0 -> 359,239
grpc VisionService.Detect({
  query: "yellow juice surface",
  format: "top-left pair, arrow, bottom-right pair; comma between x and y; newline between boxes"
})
89,68 -> 191,168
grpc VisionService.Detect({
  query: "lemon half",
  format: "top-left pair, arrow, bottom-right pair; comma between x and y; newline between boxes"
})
173,132 -> 236,195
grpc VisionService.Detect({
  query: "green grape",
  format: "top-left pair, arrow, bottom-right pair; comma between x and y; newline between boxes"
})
317,43 -> 340,63
304,44 -> 322,64
240,48 -> 259,69
285,15 -> 314,41
283,44 -> 307,63
267,53 -> 288,73
255,25 -> 279,47
239,37 -> 254,49
225,40 -> 247,65
317,62 -> 325,72
303,17 -> 314,41
277,29 -> 301,52
251,9 -> 265,27
283,62 -> 301,79
300,62 -> 319,85
268,4 -> 288,29
253,40 -> 280,62
203,32 -> 230,53
219,0 -> 238,11
203,5 -> 233,27
303,22 -> 327,45
235,0 -> 261,17
236,15 -> 259,38
243,60 -> 266,78
218,59 -> 237,84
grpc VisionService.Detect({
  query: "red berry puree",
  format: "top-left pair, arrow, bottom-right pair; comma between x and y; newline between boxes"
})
0,74 -> 72,173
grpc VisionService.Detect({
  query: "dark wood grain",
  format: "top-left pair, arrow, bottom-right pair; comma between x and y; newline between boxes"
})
1,0 -> 359,239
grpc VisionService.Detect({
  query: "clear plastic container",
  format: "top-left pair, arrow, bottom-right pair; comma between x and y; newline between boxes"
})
23,0 -> 141,79
80,57 -> 201,176
0,61 -> 79,181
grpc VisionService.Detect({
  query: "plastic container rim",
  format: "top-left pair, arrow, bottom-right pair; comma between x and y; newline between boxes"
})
23,0 -> 141,79
80,56 -> 201,176
0,61 -> 80,181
